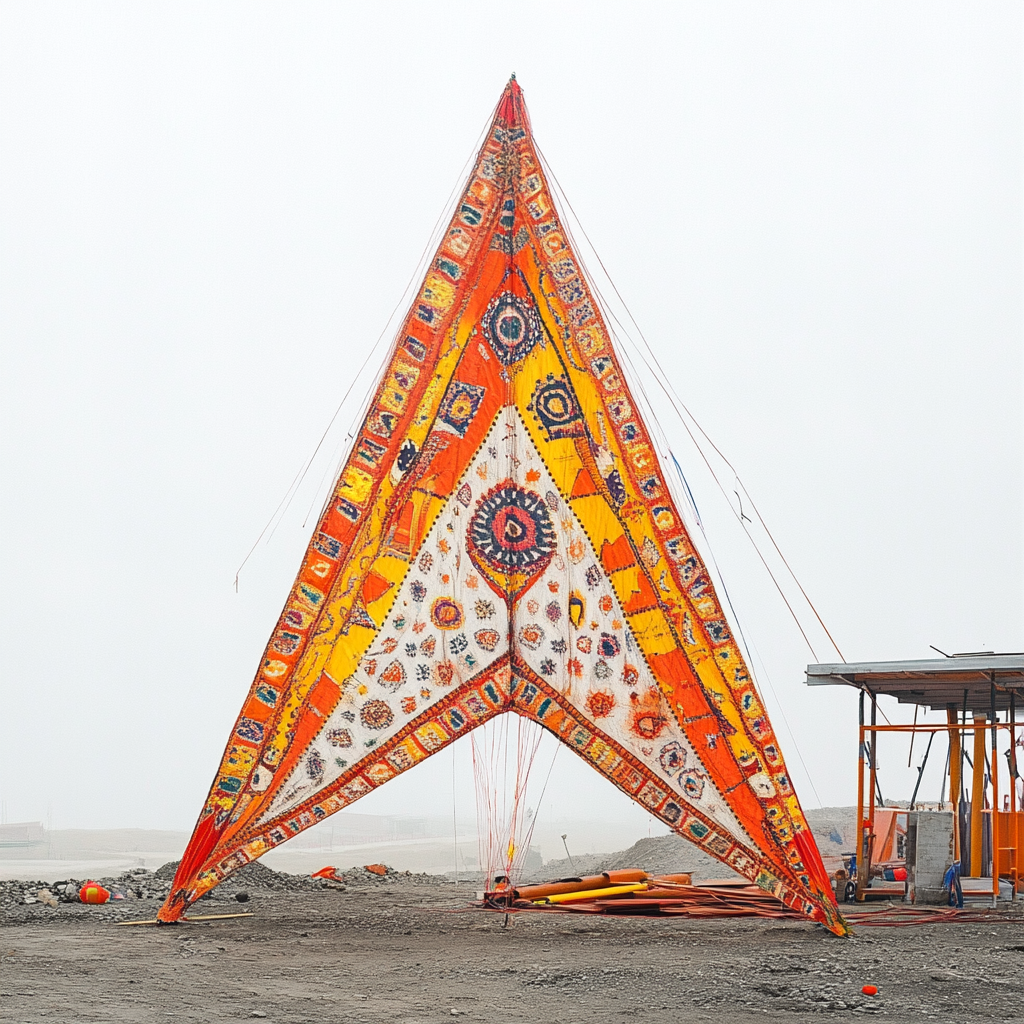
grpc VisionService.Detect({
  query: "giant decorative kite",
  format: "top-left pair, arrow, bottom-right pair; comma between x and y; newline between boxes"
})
160,78 -> 846,935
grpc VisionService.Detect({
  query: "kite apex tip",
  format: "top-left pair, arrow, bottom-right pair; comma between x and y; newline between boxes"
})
495,75 -> 526,127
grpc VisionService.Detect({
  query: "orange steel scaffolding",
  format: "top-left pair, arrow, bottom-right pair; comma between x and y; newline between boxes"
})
807,656 -> 1022,906
854,714 -> 1020,904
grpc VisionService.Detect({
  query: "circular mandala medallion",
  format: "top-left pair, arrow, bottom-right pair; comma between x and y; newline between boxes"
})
468,481 -> 556,576
430,597 -> 464,631
481,292 -> 542,366
360,699 -> 394,731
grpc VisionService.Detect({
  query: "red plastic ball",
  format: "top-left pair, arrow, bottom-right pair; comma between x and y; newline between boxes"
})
861,985 -> 878,996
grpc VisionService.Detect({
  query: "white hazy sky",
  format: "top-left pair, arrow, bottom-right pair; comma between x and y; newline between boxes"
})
1,3 -> 1021,839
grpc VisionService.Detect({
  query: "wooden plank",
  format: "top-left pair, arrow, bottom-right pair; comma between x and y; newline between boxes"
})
114,912 -> 254,927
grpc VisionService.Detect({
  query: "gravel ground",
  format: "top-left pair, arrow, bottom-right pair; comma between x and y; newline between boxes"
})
0,862 -> 453,926
2,862 -> 1023,1023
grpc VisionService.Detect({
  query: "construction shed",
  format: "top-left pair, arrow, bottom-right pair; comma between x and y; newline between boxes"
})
805,654 -> 1023,904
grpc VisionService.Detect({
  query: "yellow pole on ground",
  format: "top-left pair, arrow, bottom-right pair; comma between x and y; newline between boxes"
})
539,883 -> 647,904
970,714 -> 987,878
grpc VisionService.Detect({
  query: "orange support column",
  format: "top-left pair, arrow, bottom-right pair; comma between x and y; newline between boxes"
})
947,706 -> 962,859
856,690 -> 866,902
1011,693 -> 1020,898
970,715 -> 986,878
866,693 -> 879,894
991,688 -> 999,902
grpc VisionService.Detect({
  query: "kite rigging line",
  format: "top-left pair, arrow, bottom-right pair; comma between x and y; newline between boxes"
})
665,440 -> 825,807
452,743 -> 459,884
234,99 -> 501,590
539,142 -> 836,660
534,142 -> 845,664
527,142 -> 843,803
471,716 -> 561,886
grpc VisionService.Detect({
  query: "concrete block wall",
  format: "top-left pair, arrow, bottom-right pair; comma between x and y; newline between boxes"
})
906,811 -> 954,905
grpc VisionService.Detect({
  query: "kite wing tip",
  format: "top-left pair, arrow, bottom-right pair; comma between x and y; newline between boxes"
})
824,908 -> 852,937
157,892 -> 188,924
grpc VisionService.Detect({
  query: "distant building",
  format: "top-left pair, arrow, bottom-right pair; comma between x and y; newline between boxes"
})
0,821 -> 45,849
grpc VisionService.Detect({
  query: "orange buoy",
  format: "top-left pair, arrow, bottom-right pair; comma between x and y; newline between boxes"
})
79,881 -> 110,905
861,985 -> 878,996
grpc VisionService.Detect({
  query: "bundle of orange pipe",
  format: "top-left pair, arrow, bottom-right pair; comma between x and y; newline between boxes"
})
510,869 -> 654,901
485,871 -> 694,907
481,871 -> 804,920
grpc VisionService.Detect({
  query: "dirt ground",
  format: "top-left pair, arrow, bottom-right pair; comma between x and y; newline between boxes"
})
2,877 -> 1023,1024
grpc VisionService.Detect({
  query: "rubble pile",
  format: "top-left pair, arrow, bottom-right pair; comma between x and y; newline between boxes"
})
0,867 -> 173,922
1,859 -> 455,924
336,864 -> 457,888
